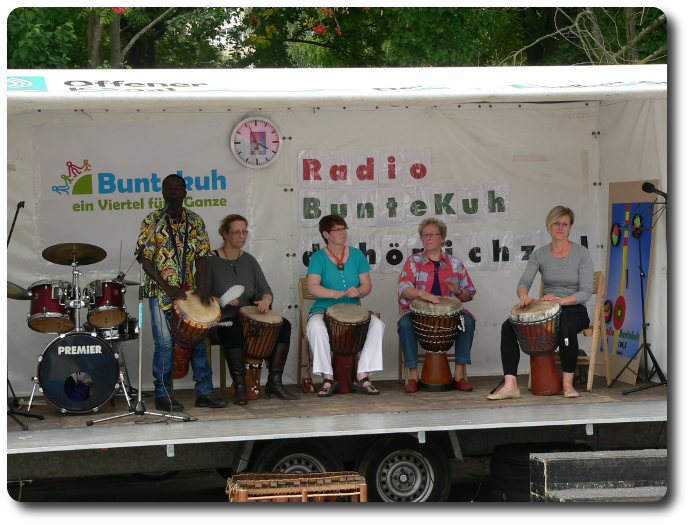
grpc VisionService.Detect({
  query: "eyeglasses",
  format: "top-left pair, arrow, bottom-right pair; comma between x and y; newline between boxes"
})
330,227 -> 348,233
421,232 -> 442,239
228,230 -> 249,236
552,222 -> 570,228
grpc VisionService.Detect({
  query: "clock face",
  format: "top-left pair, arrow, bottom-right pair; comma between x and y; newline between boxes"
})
230,117 -> 282,169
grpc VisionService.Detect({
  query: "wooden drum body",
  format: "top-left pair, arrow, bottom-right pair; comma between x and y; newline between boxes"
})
411,297 -> 464,392
324,303 -> 371,394
509,300 -> 563,396
238,306 -> 284,400
171,294 -> 221,379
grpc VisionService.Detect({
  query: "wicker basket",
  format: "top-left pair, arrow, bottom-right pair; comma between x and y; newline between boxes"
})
226,471 -> 367,502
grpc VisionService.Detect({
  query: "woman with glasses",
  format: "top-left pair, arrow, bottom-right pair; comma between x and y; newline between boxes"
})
306,214 -> 385,397
487,206 -> 593,400
205,214 -> 299,405
398,218 -> 477,393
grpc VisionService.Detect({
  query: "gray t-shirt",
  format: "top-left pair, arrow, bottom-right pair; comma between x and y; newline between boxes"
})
202,250 -> 272,321
517,243 -> 593,305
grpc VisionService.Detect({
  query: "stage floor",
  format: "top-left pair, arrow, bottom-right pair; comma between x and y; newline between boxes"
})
8,374 -> 667,455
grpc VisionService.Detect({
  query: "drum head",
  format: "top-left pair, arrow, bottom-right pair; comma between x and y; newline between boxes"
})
239,305 -> 283,325
176,293 -> 221,323
325,303 -> 370,323
37,332 -> 119,413
410,296 -> 462,315
510,300 -> 560,321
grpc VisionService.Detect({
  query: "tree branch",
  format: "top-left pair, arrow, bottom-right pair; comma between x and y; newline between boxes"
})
121,7 -> 177,62
640,42 -> 667,63
613,13 -> 667,60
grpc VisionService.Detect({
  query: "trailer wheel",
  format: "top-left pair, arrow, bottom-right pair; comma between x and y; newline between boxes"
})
253,439 -> 344,474
355,435 -> 451,502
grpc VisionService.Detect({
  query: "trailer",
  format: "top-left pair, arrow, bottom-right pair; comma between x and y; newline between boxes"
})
6,66 -> 667,502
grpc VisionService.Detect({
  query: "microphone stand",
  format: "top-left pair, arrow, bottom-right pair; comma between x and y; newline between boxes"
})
609,199 -> 667,394
87,205 -> 189,425
7,200 -> 45,429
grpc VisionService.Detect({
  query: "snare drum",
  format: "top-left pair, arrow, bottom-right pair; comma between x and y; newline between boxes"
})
27,280 -> 75,333
509,300 -> 563,396
238,306 -> 284,400
87,280 -> 127,328
324,303 -> 371,356
410,296 -> 464,353
171,294 -> 221,379
84,316 -> 139,343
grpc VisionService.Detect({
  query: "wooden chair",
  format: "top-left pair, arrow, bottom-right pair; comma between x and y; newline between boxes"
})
528,271 -> 612,392
297,277 -> 316,384
205,329 -> 228,392
398,305 -> 456,384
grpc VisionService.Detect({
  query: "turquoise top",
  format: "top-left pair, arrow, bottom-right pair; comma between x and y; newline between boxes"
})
307,246 -> 372,315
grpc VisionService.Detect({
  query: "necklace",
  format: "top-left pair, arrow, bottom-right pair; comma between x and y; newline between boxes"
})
222,244 -> 242,274
326,246 -> 346,271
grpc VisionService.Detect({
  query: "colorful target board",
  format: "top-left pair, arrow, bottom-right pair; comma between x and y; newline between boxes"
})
603,181 -> 659,385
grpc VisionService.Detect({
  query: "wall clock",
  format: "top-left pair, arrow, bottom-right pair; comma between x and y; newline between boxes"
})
230,117 -> 282,169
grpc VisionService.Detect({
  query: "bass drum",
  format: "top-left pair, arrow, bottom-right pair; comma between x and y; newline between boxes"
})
37,332 -> 120,414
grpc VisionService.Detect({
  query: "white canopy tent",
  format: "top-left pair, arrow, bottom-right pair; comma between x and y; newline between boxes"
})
6,65 -> 666,393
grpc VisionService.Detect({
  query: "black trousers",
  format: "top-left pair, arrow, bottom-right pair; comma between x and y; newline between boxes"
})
217,317 -> 291,350
500,304 -> 590,376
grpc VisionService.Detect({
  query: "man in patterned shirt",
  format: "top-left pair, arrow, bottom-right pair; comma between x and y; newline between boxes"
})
398,218 -> 477,393
136,174 -> 227,412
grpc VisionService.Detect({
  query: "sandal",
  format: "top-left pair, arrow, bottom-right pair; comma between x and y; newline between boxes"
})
351,376 -> 379,395
318,378 -> 339,397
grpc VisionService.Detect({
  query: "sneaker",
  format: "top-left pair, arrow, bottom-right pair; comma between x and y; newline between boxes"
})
155,396 -> 184,412
195,392 -> 229,408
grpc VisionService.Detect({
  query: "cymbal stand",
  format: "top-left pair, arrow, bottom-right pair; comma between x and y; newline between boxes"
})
88,218 -> 189,425
7,200 -> 44,429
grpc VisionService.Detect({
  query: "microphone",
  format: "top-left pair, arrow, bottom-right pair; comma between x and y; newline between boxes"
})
156,198 -> 173,220
642,182 -> 667,199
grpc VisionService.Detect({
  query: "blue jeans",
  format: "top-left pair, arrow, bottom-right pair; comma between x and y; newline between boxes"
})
149,297 -> 213,398
398,312 -> 475,369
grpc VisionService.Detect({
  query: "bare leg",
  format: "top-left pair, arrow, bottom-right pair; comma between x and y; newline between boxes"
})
562,372 -> 577,395
454,363 -> 467,382
495,374 -> 519,394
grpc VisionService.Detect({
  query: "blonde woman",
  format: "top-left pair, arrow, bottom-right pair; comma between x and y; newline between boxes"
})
488,206 -> 593,400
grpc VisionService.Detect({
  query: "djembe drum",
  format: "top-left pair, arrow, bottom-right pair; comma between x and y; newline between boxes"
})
324,303 -> 371,394
410,297 -> 465,391
171,294 -> 221,379
238,306 -> 284,400
508,300 -> 563,396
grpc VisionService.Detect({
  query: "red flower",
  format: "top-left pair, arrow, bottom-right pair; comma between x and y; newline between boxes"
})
363,7 -> 369,10
109,7 -> 125,14
312,23 -> 326,34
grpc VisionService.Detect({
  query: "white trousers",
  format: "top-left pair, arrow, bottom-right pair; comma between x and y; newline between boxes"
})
306,313 -> 385,376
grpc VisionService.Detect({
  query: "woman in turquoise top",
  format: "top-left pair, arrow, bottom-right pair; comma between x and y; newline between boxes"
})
306,215 -> 385,397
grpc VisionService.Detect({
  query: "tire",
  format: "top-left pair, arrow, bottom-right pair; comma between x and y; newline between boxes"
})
131,471 -> 180,482
355,435 -> 452,502
252,439 -> 344,474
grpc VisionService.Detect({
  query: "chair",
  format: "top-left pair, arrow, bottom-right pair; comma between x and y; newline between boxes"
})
205,329 -> 228,392
297,277 -> 315,385
528,271 -> 612,392
398,305 -> 456,384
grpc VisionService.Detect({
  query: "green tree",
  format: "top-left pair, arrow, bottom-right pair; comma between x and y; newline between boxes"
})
7,7 -> 80,68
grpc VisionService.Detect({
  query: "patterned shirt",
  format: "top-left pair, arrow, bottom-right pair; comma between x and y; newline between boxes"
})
135,208 -> 211,311
398,250 -> 476,320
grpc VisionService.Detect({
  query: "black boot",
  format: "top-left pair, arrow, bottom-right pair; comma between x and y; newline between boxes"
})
225,346 -> 248,405
265,343 -> 300,400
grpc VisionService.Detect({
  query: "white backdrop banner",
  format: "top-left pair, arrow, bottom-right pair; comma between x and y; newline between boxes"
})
33,120 -> 246,277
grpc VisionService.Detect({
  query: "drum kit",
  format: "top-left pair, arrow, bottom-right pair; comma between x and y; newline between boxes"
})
15,243 -> 139,415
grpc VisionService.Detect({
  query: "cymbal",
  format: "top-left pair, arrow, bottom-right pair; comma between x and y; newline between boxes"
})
42,243 -> 107,266
8,281 -> 30,300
